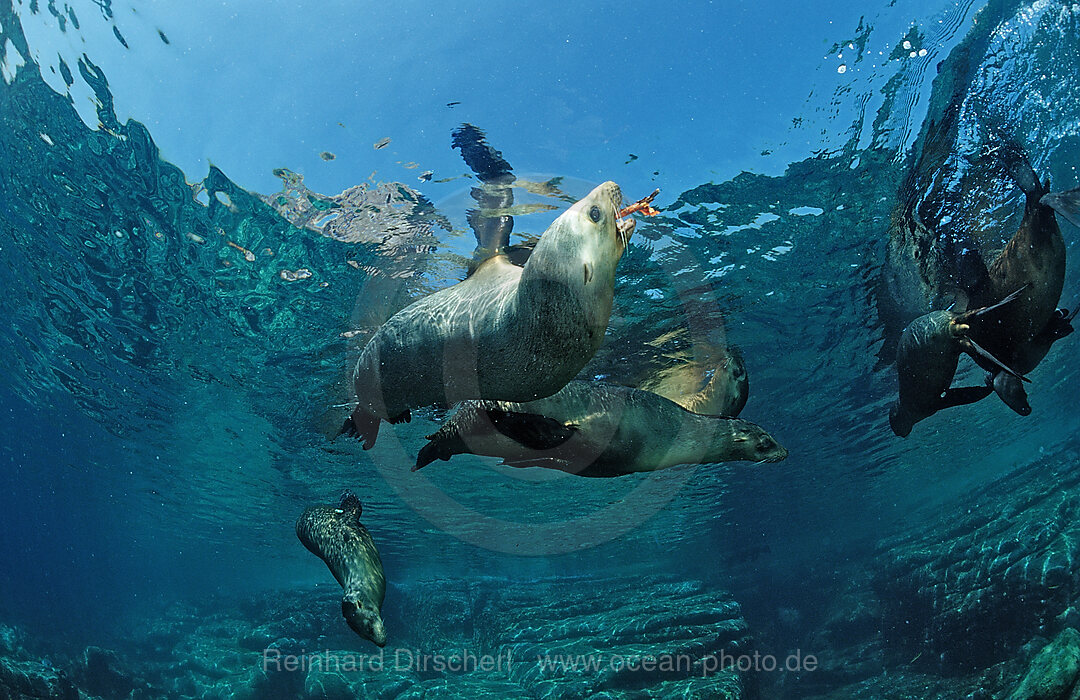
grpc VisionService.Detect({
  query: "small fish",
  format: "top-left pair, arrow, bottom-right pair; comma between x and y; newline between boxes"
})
418,171 -> 433,182
447,101 -> 461,107
373,137 -> 391,150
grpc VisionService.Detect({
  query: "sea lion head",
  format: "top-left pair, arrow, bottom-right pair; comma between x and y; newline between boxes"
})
730,420 -> 788,463
342,594 -> 387,647
523,181 -> 633,296
705,346 -> 749,417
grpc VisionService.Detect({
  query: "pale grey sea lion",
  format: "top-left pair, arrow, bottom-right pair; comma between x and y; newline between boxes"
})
341,181 -> 634,449
296,491 -> 387,647
638,343 -> 748,418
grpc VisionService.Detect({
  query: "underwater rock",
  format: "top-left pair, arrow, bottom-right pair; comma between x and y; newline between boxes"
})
75,645 -> 146,698
872,454 -> 1080,670
1006,628 -> 1080,700
0,655 -> 80,700
0,575 -> 749,698
0,625 -> 23,657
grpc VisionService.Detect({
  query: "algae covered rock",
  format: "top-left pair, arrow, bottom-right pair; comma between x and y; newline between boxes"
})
1007,628 -> 1080,700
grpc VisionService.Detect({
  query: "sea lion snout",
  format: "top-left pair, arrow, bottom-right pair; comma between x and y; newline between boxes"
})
734,423 -> 788,463
343,597 -> 387,647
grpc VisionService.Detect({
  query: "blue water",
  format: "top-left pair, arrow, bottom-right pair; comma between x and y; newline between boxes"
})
1,0 -> 1079,697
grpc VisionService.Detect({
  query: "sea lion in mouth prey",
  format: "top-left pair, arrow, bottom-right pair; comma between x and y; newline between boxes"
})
341,181 -> 634,449
890,287 -> 1028,437
414,380 -> 787,476
963,144 -> 1080,415
296,491 -> 387,647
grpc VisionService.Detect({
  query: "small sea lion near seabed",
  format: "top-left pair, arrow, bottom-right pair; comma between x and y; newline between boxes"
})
296,491 -> 387,647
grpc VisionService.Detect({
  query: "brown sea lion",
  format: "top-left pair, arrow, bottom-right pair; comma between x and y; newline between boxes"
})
890,287 -> 1028,437
638,343 -> 748,417
413,380 -> 787,476
965,144 -> 1080,415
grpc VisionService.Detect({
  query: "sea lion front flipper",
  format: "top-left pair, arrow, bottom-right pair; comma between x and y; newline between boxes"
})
937,385 -> 994,409
501,456 -> 575,472
1041,186 -> 1080,228
962,283 -> 1029,319
485,409 -> 578,450
961,336 -> 1030,382
990,371 -> 1033,416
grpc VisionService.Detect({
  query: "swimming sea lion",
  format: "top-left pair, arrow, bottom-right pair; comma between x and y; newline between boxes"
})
962,144 -> 1080,414
889,287 -> 1027,437
413,380 -> 787,476
296,491 -> 387,647
341,181 -> 634,449
638,343 -> 748,417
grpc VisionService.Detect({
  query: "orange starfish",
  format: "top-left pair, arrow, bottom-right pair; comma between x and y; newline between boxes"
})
617,188 -> 661,218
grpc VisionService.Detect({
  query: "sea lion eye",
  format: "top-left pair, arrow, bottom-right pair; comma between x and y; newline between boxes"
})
589,205 -> 602,223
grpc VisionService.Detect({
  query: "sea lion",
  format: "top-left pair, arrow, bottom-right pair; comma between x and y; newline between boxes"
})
341,180 -> 634,449
889,287 -> 1027,437
962,144 -> 1080,415
296,491 -> 387,647
413,380 -> 787,476
638,343 -> 748,417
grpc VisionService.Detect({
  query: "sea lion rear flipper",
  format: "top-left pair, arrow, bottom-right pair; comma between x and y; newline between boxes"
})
1041,186 -> 1080,228
485,409 -> 578,450
963,284 -> 1029,319
990,371 -> 1033,416
888,402 -> 916,438
452,124 -> 516,266
413,428 -> 468,472
1037,307 -> 1076,343
937,385 -> 994,410
339,408 -> 381,450
973,133 -> 1043,197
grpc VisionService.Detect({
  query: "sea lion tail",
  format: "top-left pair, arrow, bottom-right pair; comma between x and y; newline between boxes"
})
1041,186 -> 1080,229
